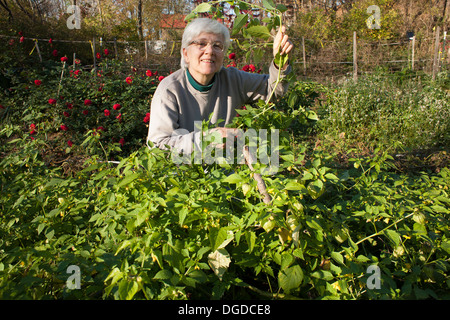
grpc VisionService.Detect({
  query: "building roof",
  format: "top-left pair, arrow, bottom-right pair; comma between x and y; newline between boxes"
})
160,14 -> 188,29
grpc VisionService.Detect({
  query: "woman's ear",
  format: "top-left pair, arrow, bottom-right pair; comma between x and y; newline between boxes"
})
182,47 -> 190,65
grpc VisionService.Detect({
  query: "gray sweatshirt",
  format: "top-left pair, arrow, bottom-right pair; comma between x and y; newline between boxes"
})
147,61 -> 291,155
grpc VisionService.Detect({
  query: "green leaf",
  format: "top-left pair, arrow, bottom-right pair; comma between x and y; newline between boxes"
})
37,223 -> 46,235
153,269 -> 173,280
223,173 -> 244,184
210,227 -> 231,252
384,229 -> 401,246
311,270 -> 334,281
263,0 -> 276,10
117,172 -> 140,188
278,265 -> 303,293
276,4 -> 288,12
193,2 -> 212,13
331,252 -> 344,265
441,240 -> 450,254
245,231 -> 256,253
118,279 -> 139,300
179,207 -> 188,227
45,229 -> 54,240
307,179 -> 324,199
115,240 -> 131,255
284,180 -> 303,191
324,173 -> 339,182
232,13 -> 248,35
245,26 -> 272,40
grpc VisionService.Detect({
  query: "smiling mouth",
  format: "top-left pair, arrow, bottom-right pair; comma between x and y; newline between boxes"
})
201,59 -> 215,63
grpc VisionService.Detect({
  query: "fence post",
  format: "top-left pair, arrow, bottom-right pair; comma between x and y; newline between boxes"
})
432,26 -> 440,80
411,35 -> 415,70
93,37 -> 97,71
353,31 -> 358,82
302,36 -> 306,77
114,38 -> 118,59
442,31 -> 447,68
145,39 -> 148,62
34,40 -> 42,63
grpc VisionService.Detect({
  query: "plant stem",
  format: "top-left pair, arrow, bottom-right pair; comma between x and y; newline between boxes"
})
340,212 -> 415,254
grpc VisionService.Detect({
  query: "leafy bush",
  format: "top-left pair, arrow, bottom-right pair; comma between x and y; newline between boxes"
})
1,0 -> 448,301
1,123 -> 449,299
318,70 -> 450,154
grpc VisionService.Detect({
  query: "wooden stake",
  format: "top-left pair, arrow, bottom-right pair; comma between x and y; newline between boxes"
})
34,40 -> 42,63
93,37 -> 97,71
353,31 -> 358,82
302,36 -> 306,76
114,38 -> 118,59
432,26 -> 440,80
243,146 -> 271,204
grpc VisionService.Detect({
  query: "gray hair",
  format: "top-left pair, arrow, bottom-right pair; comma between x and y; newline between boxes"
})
180,18 -> 231,69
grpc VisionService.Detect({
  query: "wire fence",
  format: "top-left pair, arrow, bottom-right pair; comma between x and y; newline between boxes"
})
1,27 -> 449,83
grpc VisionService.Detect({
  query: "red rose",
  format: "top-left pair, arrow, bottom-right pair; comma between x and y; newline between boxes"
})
84,99 -> 92,106
63,111 -> 70,117
97,126 -> 105,132
119,138 -> 125,146
96,52 -> 101,59
249,64 -> 256,72
74,70 -> 81,75
125,76 -> 133,84
67,140 -> 73,147
146,70 -> 153,77
143,112 -> 150,123
158,76 -> 164,82
82,110 -> 89,115
52,49 -> 58,57
113,103 -> 121,110
242,65 -> 250,72
61,56 -> 68,62
104,109 -> 110,117
49,38 -> 53,44
104,49 -> 109,56
116,113 -> 122,121
20,36 -> 24,43
228,53 -> 236,60
30,129 -> 37,135
66,103 -> 73,109
34,80 -> 42,86
60,124 -> 68,131
48,98 -> 57,105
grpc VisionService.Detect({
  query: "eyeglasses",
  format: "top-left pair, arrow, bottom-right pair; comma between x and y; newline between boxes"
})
188,40 -> 225,52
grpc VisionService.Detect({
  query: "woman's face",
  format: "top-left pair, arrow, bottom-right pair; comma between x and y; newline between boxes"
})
183,32 -> 225,86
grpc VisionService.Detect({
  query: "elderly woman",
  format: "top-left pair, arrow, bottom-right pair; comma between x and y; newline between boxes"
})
147,17 -> 293,156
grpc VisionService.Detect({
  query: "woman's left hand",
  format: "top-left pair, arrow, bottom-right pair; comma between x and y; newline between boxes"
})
273,25 -> 294,58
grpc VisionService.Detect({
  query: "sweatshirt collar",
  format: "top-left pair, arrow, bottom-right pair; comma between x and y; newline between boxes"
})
186,69 -> 216,92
